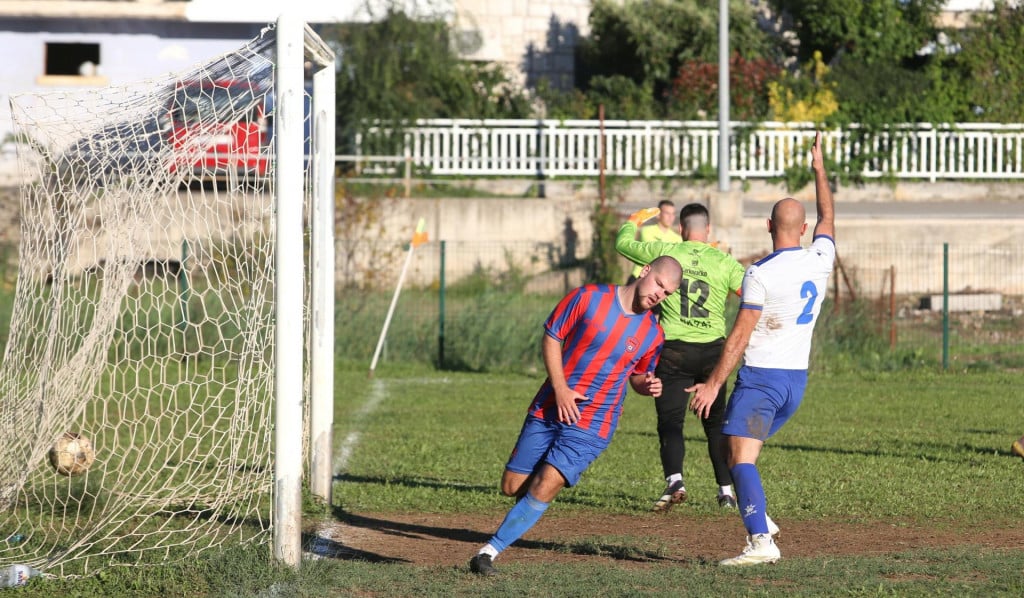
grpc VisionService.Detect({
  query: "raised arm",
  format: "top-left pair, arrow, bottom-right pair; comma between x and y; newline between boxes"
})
616,207 -> 670,265
811,131 -> 835,240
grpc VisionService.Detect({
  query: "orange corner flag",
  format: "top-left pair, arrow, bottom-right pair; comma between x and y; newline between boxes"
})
411,217 -> 428,247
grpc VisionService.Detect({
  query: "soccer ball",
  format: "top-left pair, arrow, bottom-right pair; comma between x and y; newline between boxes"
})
48,432 -> 96,477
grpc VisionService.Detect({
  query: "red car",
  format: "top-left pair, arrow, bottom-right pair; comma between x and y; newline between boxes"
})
167,80 -> 269,180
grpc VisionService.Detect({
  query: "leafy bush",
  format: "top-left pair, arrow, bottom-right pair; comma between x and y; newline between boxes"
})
587,204 -> 624,284
948,1 -> 1024,122
669,52 -> 781,120
767,51 -> 838,123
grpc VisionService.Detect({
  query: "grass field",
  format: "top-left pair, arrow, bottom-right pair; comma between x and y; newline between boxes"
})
12,361 -> 1023,596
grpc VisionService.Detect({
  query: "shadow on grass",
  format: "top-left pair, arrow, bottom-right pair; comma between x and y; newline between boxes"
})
334,472 -> 642,510
302,530 -> 408,564
334,472 -> 495,494
325,507 -> 675,564
769,439 -> 1018,461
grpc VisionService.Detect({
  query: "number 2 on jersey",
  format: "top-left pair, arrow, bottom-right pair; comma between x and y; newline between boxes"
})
796,281 -> 818,324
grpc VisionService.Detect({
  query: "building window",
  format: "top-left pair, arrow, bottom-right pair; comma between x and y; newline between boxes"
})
37,42 -> 108,86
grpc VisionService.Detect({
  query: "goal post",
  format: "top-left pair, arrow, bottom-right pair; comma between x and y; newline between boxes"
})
274,13 -> 337,567
308,22 -> 338,510
1,17 -> 336,574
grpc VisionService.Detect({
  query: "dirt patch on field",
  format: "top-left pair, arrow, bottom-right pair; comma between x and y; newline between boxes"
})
306,509 -> 1023,568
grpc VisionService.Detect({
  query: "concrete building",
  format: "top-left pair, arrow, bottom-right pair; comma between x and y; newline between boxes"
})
0,0 -> 604,144
939,0 -> 1020,27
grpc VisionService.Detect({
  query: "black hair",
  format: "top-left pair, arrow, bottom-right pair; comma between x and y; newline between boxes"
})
678,203 -> 709,229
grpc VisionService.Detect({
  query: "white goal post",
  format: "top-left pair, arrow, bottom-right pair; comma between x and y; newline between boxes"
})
275,13 -> 336,567
0,16 -> 335,574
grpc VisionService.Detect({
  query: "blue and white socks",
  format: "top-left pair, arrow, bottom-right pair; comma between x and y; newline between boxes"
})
731,462 -> 769,535
479,492 -> 550,559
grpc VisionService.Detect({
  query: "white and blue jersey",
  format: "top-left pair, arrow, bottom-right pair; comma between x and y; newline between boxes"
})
740,235 -> 836,370
723,234 -> 835,441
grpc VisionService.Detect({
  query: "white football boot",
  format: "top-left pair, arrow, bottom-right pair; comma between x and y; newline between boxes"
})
719,533 -> 781,566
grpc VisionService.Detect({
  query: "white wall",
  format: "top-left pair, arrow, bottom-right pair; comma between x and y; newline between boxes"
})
454,0 -> 594,89
0,20 -> 261,142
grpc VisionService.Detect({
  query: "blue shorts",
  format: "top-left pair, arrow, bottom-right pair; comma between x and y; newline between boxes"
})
722,366 -> 808,441
505,416 -> 610,487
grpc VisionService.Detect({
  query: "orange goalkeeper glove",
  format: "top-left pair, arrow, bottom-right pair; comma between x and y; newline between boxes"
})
627,207 -> 660,226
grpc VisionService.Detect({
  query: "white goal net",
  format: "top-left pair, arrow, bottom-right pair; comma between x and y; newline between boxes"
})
0,18 -> 335,575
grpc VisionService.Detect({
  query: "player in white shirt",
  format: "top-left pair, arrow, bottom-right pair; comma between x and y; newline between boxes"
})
687,130 -> 835,567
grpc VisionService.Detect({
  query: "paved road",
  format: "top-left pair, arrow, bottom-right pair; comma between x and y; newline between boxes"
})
622,198 -> 1024,220
743,198 -> 1024,220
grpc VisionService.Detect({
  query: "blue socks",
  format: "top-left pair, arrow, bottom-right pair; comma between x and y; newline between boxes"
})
487,492 -> 550,554
731,463 -> 769,535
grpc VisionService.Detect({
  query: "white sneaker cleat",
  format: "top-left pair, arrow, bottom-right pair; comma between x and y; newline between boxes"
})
719,533 -> 781,566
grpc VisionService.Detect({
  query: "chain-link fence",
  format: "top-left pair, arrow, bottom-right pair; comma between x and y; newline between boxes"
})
345,239 -> 1024,373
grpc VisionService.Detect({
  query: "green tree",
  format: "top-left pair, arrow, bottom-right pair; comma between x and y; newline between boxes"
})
320,4 -> 532,152
668,52 -> 781,120
768,0 -> 945,66
572,0 -> 779,118
949,1 -> 1024,122
767,0 -> 957,125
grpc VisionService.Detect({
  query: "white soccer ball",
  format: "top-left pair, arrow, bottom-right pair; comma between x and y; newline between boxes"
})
48,432 -> 96,477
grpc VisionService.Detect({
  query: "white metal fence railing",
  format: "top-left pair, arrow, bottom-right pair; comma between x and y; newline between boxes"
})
353,120 -> 1024,181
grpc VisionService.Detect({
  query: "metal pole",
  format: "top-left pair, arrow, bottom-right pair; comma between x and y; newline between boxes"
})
438,240 -> 446,369
404,153 -> 411,198
718,0 -> 730,192
370,245 -> 414,377
942,243 -> 949,370
369,219 -> 425,378
599,104 -> 606,207
889,265 -> 896,350
273,12 -> 304,569
309,39 -> 337,505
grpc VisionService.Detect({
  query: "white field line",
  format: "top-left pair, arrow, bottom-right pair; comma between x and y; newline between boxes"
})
333,376 -> 452,474
334,377 -> 386,474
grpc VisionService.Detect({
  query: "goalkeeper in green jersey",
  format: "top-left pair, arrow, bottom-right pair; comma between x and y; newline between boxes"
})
616,203 -> 745,511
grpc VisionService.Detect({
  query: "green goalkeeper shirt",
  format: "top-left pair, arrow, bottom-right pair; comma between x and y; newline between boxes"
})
616,221 -> 745,343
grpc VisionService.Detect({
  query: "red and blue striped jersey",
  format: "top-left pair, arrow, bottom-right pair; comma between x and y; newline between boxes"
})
528,284 -> 665,440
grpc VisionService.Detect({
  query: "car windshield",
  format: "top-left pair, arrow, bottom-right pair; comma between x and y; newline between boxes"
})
171,84 -> 260,125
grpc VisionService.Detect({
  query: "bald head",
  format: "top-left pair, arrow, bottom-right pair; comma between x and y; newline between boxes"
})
648,255 -> 682,284
627,255 -> 682,314
769,198 -> 808,245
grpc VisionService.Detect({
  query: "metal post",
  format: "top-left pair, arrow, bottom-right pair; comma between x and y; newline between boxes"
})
942,243 -> 949,370
273,12 -> 304,569
599,104 -> 606,207
404,153 -> 411,198
889,265 -> 896,350
438,240 -> 446,369
309,35 -> 337,506
717,0 -> 730,192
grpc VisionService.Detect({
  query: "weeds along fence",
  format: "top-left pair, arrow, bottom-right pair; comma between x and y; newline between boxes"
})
342,239 -> 1024,373
2,240 -> 1019,374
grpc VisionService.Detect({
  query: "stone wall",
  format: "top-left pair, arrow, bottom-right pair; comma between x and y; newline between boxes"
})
3,182 -> 1024,295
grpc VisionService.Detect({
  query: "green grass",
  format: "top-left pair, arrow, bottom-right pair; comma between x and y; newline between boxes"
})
9,364 -> 1024,596
331,366 -> 1024,521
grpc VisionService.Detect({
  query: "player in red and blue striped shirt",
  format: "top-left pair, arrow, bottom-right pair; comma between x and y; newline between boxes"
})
469,255 -> 682,576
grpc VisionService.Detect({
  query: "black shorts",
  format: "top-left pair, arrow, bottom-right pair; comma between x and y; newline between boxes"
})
655,338 -> 725,383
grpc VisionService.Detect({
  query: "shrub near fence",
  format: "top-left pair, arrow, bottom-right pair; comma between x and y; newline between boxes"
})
346,239 -> 1024,373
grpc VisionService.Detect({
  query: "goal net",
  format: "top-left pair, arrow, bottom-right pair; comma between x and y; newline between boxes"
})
0,18 -> 335,575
